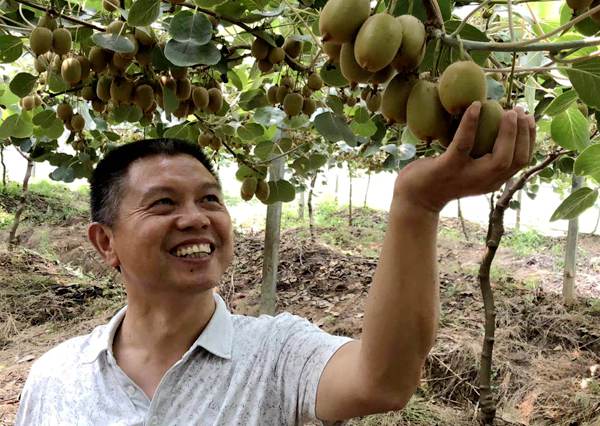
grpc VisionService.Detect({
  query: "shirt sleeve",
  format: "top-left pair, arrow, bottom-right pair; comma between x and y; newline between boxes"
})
270,312 -> 354,426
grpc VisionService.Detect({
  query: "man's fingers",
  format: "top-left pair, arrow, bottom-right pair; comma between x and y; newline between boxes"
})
512,110 -> 531,169
446,101 -> 481,159
491,109 -> 518,170
528,115 -> 536,163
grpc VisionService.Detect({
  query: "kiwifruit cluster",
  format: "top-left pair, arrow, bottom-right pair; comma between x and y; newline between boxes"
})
19,94 -> 42,111
55,101 -> 86,133
267,74 -> 319,117
251,37 -> 286,73
197,131 -> 223,151
240,177 -> 270,203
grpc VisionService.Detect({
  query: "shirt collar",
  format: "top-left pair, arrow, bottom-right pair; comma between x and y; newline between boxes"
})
81,292 -> 233,364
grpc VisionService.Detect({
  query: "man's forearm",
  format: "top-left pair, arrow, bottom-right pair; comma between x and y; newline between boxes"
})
359,194 -> 440,401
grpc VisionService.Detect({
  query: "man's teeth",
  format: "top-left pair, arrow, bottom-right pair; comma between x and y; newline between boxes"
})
174,244 -> 212,258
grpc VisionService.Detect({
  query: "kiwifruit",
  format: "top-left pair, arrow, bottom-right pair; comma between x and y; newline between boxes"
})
50,54 -> 62,73
360,87 -> 371,101
307,72 -> 323,90
96,75 -> 112,102
567,0 -> 593,10
240,177 -> 258,201
34,57 -> 47,73
340,42 -> 373,84
123,35 -> 139,58
198,133 -> 212,148
267,85 -> 279,104
207,88 -> 223,113
283,39 -> 302,59
134,84 -> 154,112
160,75 -> 177,92
354,14 -> 403,72
110,77 -> 134,104
173,101 -> 189,118
76,55 -> 91,81
81,85 -> 96,101
471,100 -> 504,158
438,61 -> 486,115
323,42 -> 342,63
381,74 -> 416,124
280,75 -> 294,88
276,85 -> 290,104
301,85 -> 313,97
302,97 -> 316,116
251,38 -> 270,60
61,57 -> 82,84
71,114 -> 85,132
175,78 -> 192,100
170,66 -> 188,80
103,0 -> 119,12
52,28 -> 72,55
391,15 -> 426,72
134,28 -> 156,47
89,47 -> 109,73
366,91 -> 381,112
33,94 -> 42,107
56,102 -> 73,122
21,95 -> 36,111
592,1 -> 600,23
255,179 -> 270,203
38,14 -> 57,31
135,46 -> 153,66
283,92 -> 304,116
406,80 -> 451,142
319,0 -> 370,44
258,59 -> 274,73
106,20 -> 125,35
30,27 -> 53,56
92,99 -> 106,113
346,96 -> 357,107
111,53 -> 132,72
268,47 -> 285,64
192,86 -> 210,110
369,65 -> 394,85
210,136 -> 221,150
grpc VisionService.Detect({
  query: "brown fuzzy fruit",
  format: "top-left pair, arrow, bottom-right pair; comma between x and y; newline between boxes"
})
111,53 -> 132,72
276,85 -> 290,104
198,133 -> 212,148
319,0 -> 370,44
307,72 -> 323,90
281,76 -> 294,88
366,91 -> 381,112
175,78 -> 192,100
56,102 -> 73,122
370,65 -> 394,85
354,13 -> 403,72
34,57 -> 47,73
567,0 -> 593,10
92,99 -> 106,113
33,94 -> 42,107
283,39 -> 302,59
392,15 -> 426,72
255,179 -> 270,203
50,54 -> 62,73
438,61 -> 487,115
346,96 -> 357,107
30,27 -> 53,56
103,0 -> 119,11
207,88 -> 223,113
283,92 -> 304,117
381,74 -> 416,124
210,136 -> 221,150
89,47 -> 109,73
77,55 -> 91,81
406,80 -> 451,142
21,96 -> 36,111
340,42 -> 373,84
134,28 -> 156,46
301,85 -> 313,97
110,78 -> 134,104
61,57 -> 82,84
257,59 -> 274,73
134,84 -> 155,112
323,42 -> 342,63
170,66 -> 188,80
268,47 -> 285,64
471,100 -> 504,158
240,177 -> 258,201
267,85 -> 279,105
173,101 -> 190,118
251,38 -> 270,60
302,97 -> 316,116
192,86 -> 210,111
71,114 -> 85,132
38,14 -> 57,31
106,20 -> 125,35
52,28 -> 72,55
96,76 -> 112,102
135,46 -> 153,66
81,85 -> 96,101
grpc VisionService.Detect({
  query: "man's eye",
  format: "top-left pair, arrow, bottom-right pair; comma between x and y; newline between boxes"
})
153,198 -> 174,206
203,194 -> 220,203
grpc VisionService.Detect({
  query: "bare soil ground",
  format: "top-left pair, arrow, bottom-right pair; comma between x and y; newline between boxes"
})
0,207 -> 599,425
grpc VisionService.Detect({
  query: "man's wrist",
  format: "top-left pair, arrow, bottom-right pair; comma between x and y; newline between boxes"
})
389,193 -> 441,224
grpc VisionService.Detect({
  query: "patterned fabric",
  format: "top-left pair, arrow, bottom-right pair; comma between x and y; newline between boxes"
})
15,293 -> 353,426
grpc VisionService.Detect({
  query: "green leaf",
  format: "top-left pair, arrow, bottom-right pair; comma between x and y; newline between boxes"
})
169,11 -> 212,45
314,112 -> 356,146
0,114 -> 33,138
326,95 -> 345,116
543,90 -> 578,116
33,110 -> 57,128
254,107 -> 285,126
0,35 -> 22,63
164,123 -> 191,140
163,86 -> 179,115
128,0 -> 161,27
254,141 -> 273,160
151,44 -> 173,70
566,58 -> 600,109
194,0 -> 227,6
550,187 -> 598,221
237,123 -> 264,140
228,70 -> 243,91
92,33 -> 136,53
238,89 -> 269,111
320,61 -> 348,87
41,117 -> 65,139
9,73 -> 37,97
354,107 -> 369,123
49,165 -> 76,183
47,71 -> 68,93
164,40 -> 221,67
350,119 -> 377,137
265,179 -> 295,203
550,107 -> 589,152
574,143 -> 600,183
308,154 -> 327,170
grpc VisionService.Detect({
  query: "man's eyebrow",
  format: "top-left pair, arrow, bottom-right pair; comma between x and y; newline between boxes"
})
140,182 -> 223,204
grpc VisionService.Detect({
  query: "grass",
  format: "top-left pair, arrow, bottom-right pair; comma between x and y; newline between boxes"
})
503,228 -> 546,257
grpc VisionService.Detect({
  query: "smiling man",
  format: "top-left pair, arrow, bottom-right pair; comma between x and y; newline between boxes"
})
16,102 -> 535,425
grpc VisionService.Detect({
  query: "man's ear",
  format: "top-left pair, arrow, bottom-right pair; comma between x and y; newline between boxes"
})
88,222 -> 120,269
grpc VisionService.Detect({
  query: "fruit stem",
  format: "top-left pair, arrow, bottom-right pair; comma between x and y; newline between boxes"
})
450,0 -> 492,37
505,51 -> 517,109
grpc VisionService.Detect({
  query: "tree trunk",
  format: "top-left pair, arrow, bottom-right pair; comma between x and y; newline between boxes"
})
457,198 -> 469,242
515,190 -> 522,231
8,157 -> 34,250
363,171 -> 371,208
308,173 -> 317,241
1,145 -> 6,190
563,175 -> 583,305
260,153 -> 284,316
348,163 -> 353,227
298,190 -> 305,220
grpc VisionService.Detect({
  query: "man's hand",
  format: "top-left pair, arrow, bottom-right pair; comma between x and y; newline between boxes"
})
394,102 -> 536,213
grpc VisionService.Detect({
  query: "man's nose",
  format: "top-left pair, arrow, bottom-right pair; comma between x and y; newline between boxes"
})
175,202 -> 210,229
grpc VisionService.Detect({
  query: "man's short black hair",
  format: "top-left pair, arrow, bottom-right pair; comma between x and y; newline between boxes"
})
90,138 -> 218,226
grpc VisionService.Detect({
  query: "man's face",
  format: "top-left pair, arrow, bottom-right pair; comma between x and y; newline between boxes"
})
108,154 -> 234,295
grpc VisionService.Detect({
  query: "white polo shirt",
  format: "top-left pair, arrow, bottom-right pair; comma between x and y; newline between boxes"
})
15,293 -> 353,426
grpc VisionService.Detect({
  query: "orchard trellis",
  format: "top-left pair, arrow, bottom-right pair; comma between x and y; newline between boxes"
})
1,0 -> 600,422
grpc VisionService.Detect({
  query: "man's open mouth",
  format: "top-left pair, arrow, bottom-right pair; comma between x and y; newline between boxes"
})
170,243 -> 215,259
